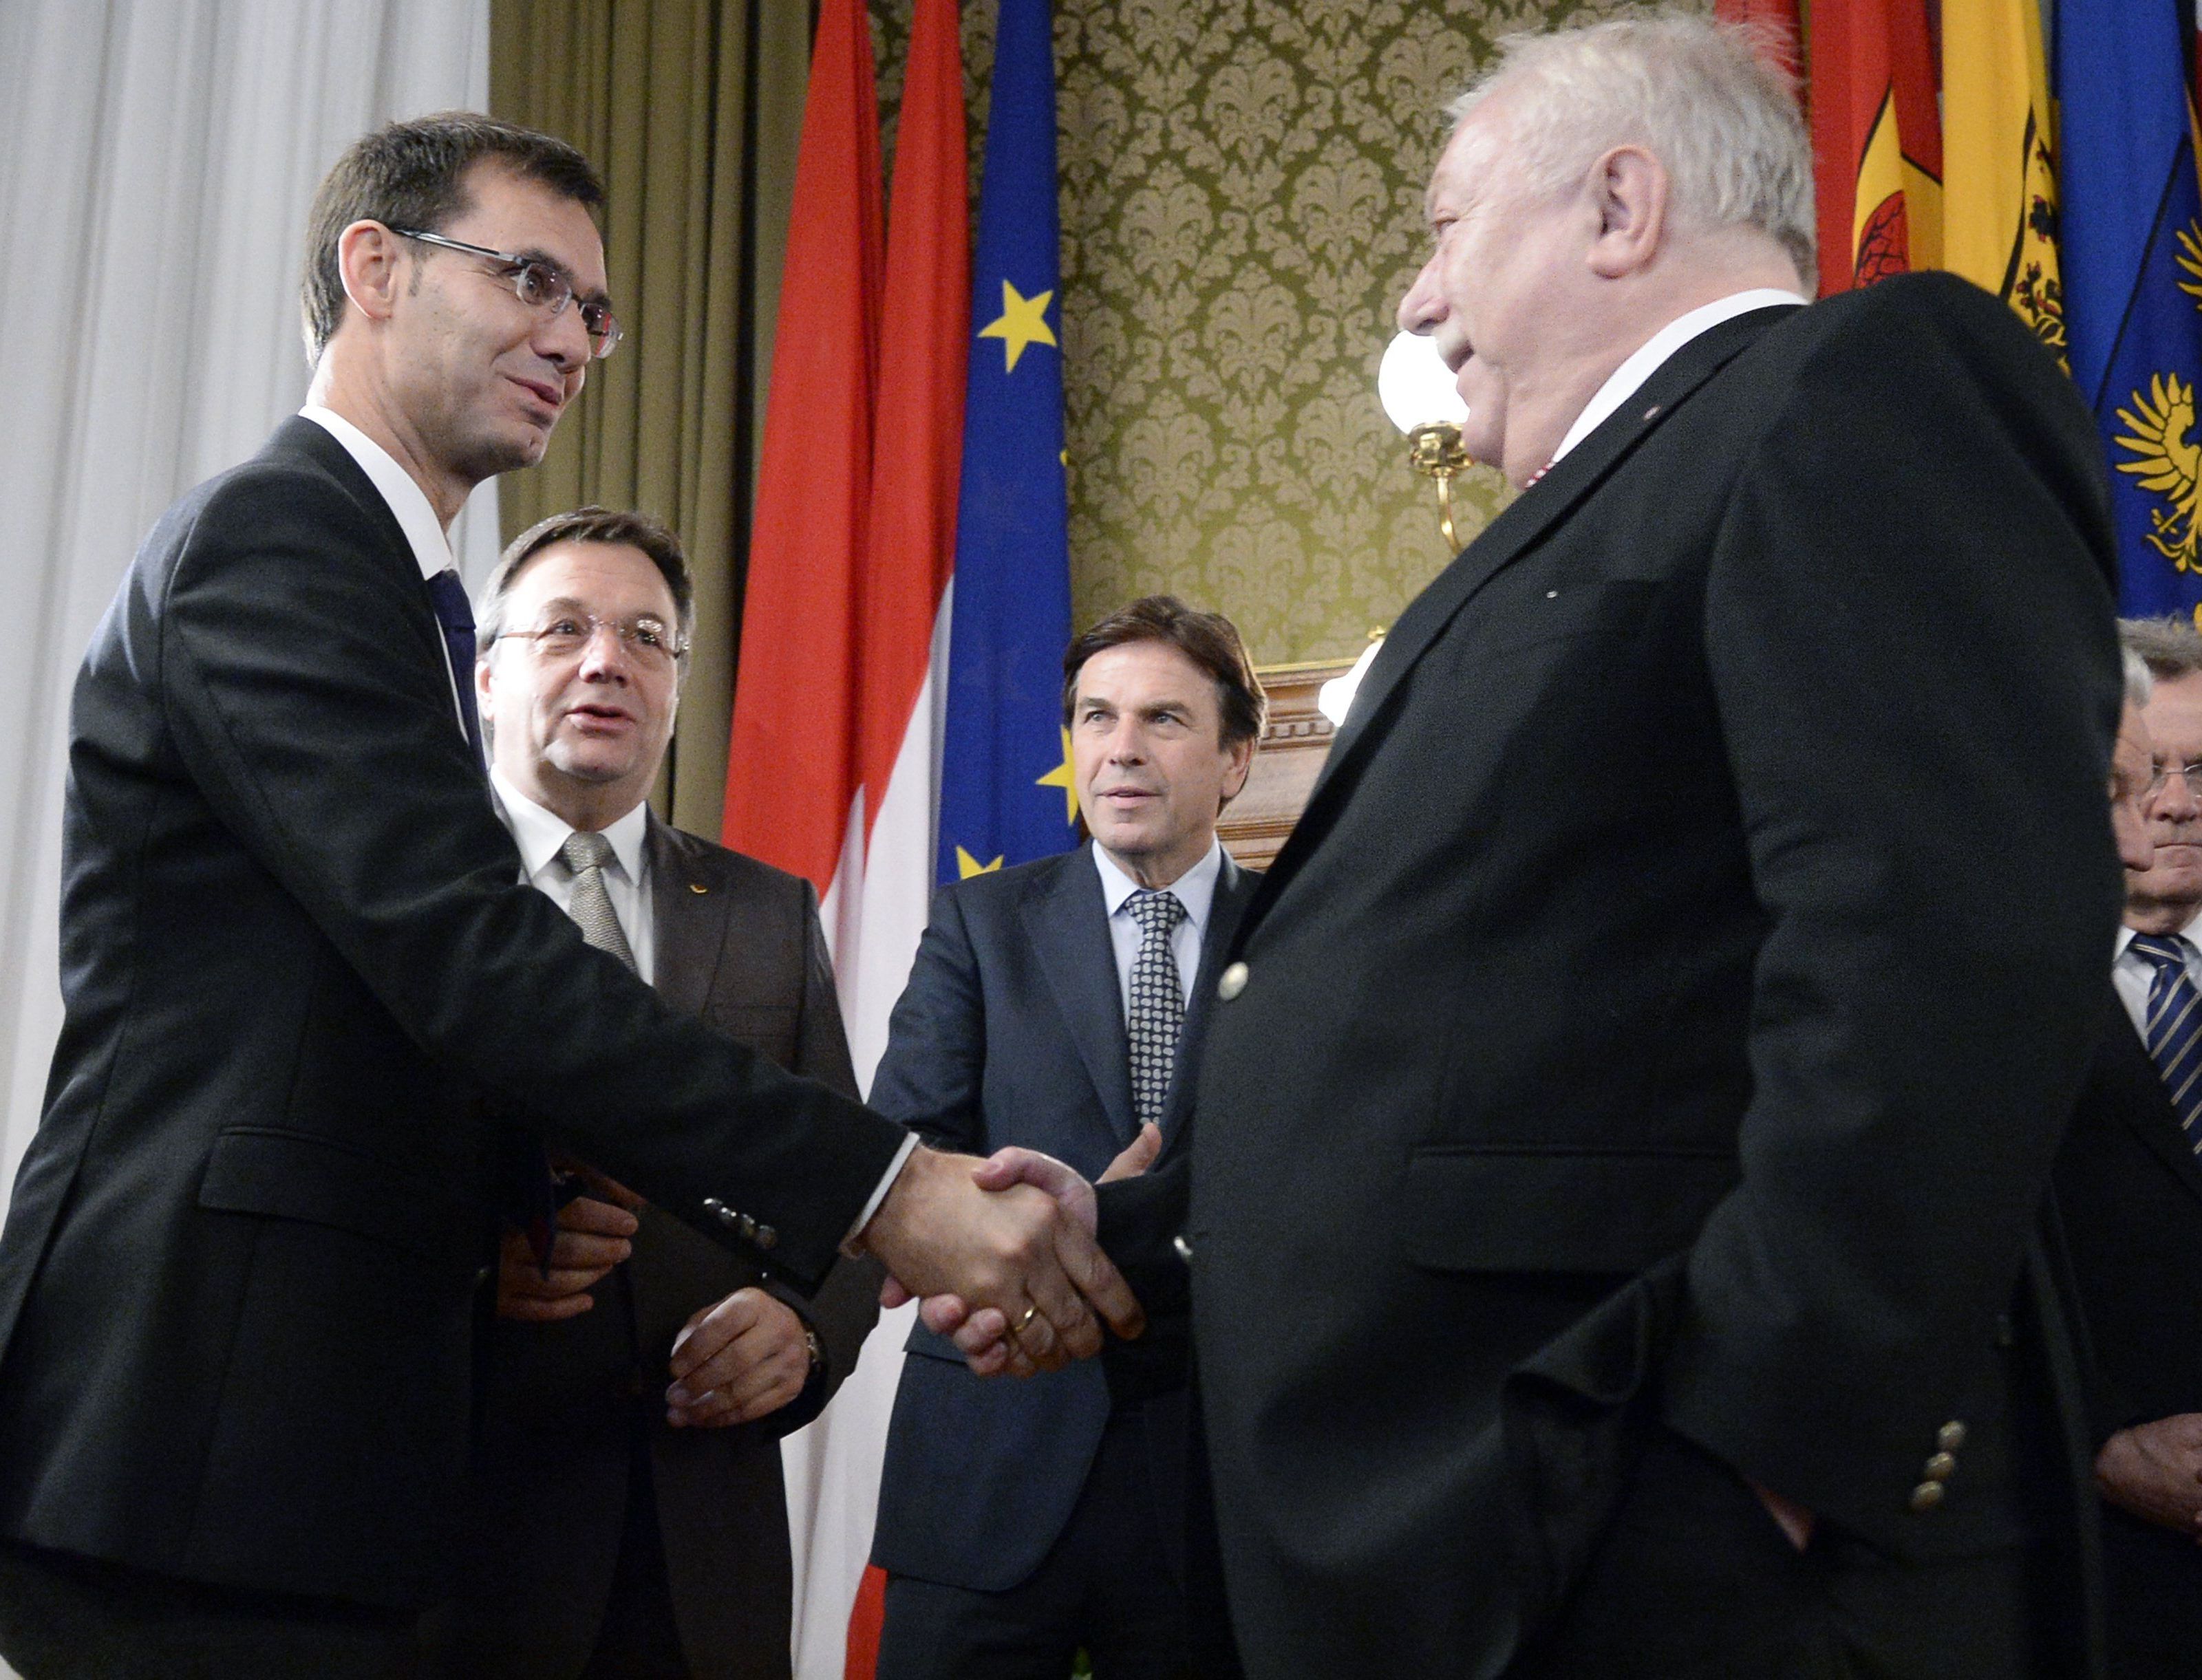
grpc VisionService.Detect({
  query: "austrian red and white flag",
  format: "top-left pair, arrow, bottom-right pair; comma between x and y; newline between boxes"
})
720,1 -> 967,1674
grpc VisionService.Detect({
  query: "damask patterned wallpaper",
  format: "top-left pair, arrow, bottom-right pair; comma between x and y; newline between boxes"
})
872,0 -> 1663,664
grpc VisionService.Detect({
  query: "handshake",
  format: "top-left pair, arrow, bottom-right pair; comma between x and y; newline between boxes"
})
855,1126 -> 1162,1378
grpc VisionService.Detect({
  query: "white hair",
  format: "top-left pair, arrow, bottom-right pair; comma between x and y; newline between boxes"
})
1446,12 -> 1815,285
2125,647 -> 2157,710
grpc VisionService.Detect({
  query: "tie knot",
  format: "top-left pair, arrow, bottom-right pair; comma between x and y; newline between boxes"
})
2132,933 -> 2194,973
561,830 -> 617,877
1127,889 -> 1186,936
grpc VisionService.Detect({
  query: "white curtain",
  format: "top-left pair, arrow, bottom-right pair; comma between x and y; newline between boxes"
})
0,0 -> 501,1208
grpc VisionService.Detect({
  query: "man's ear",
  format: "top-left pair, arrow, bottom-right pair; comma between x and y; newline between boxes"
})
1217,733 -> 1256,810
1585,144 -> 1668,279
335,220 -> 407,328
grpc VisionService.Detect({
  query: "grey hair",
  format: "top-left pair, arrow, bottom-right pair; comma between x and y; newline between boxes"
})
1446,12 -> 1815,286
2125,647 -> 2156,710
2122,616 -> 2202,684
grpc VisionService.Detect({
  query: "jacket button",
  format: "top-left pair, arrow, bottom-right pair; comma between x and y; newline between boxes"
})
1172,1236 -> 1194,1264
756,1224 -> 778,1251
1937,1421 -> 1967,1453
1217,962 -> 1249,1001
737,1213 -> 758,1240
1909,1480 -> 1946,1513
1923,1452 -> 1957,1483
703,1196 -> 726,1215
710,1202 -> 742,1229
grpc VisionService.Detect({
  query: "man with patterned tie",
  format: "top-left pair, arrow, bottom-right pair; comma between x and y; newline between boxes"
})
2056,618 -> 2202,1679
406,506 -> 880,1679
869,598 -> 1263,1680
0,114 -> 1132,1677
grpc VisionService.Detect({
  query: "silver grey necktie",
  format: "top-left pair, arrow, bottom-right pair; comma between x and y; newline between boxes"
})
1126,889 -> 1188,1130
559,830 -> 637,973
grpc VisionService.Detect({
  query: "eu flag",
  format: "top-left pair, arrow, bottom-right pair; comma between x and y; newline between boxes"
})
2057,0 -> 2202,618
935,0 -> 1078,884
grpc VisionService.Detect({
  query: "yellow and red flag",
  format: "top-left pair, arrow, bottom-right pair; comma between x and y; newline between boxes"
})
1941,0 -> 2064,360
1807,0 -> 1943,294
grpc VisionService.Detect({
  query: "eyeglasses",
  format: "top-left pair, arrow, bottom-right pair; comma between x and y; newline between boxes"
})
2148,760 -> 2202,797
387,227 -> 622,359
495,613 -> 685,668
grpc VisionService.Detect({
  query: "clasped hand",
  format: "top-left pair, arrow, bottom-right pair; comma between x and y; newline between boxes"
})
865,1127 -> 1158,1379
494,1163 -> 814,1427
860,1134 -> 1150,1379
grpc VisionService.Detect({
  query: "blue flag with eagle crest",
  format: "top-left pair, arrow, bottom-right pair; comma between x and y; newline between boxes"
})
2056,0 -> 2202,620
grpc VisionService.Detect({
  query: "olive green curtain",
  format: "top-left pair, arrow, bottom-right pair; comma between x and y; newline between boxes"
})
489,0 -> 810,834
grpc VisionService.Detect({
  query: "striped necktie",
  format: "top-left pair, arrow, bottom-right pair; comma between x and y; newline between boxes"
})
2130,932 -> 2202,1150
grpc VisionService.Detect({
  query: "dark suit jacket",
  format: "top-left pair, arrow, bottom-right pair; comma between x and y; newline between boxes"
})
0,418 -> 906,1608
2053,997 -> 2202,1668
1102,274 -> 2121,1678
869,843 -> 1256,1593
427,817 -> 882,1679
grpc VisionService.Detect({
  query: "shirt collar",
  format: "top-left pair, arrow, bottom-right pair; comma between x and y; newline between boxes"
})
2118,906 -> 2202,963
1548,288 -> 1808,468
299,405 -> 454,583
1093,837 -> 1223,931
490,766 -> 650,884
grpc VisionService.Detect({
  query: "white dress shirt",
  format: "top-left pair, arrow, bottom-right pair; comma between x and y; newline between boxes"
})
298,404 -> 472,737
1093,839 -> 1223,1018
1548,288 -> 1810,469
490,768 -> 657,983
2113,910 -> 2202,1040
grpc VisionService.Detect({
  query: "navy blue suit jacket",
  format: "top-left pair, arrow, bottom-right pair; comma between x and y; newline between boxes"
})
868,841 -> 1256,1591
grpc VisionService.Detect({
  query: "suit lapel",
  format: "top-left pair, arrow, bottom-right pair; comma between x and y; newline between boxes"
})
1265,306 -> 1800,930
1158,854 -> 1255,1159
2102,1011 -> 2202,1211
645,816 -> 723,1017
1323,307 -> 1795,784
1025,848 -> 1138,1145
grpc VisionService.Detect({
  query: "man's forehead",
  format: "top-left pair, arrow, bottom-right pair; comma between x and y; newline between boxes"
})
447,162 -> 609,292
1076,641 -> 1219,704
1424,104 -> 1512,217
512,541 -> 673,607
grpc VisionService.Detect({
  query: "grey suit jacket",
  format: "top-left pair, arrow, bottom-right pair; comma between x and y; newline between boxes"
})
427,817 -> 881,1679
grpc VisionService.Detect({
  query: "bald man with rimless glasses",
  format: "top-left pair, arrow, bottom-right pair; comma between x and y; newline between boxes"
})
0,112 -> 1131,1678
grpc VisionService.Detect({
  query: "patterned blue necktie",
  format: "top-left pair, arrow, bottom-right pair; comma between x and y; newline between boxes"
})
423,568 -> 485,771
1126,889 -> 1189,1131
2130,932 -> 2202,1150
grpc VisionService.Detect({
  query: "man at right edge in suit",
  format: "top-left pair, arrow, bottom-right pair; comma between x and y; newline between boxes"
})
2055,618 -> 2202,1679
936,17 -> 2123,1678
0,113 -> 1132,1677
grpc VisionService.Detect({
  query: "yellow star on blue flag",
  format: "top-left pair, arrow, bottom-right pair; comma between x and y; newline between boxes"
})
955,846 -> 1005,879
1035,727 -> 1079,824
978,280 -> 1057,374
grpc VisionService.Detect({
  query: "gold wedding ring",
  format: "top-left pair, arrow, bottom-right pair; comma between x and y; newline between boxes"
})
1012,1304 -> 1040,1337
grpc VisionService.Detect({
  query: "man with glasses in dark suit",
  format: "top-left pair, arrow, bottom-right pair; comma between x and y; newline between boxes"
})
0,112 -> 1133,1678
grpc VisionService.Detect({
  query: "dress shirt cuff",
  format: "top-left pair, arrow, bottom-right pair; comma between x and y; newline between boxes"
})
841,1131 -> 921,1256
